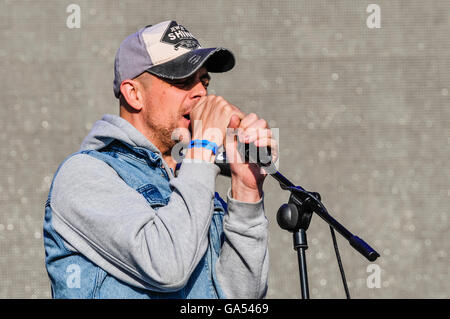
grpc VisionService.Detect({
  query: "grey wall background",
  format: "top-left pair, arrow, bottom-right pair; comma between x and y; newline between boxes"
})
0,0 -> 448,298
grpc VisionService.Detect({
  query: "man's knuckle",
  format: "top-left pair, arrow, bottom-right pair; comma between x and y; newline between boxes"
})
258,119 -> 267,127
215,95 -> 225,103
223,104 -> 233,113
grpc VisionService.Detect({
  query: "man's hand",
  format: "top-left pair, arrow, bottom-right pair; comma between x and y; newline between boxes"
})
186,95 -> 244,162
225,113 -> 278,202
186,95 -> 278,202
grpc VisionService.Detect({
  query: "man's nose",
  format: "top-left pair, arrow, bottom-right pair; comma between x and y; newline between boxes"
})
189,80 -> 207,99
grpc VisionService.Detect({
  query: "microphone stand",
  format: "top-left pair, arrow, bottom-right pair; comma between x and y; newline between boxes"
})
216,144 -> 380,299
270,169 -> 379,298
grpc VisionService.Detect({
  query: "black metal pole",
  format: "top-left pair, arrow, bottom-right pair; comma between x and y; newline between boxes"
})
294,229 -> 309,299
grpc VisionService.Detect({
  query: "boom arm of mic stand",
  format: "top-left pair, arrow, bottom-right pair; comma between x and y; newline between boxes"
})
268,169 -> 380,262
215,149 -> 380,262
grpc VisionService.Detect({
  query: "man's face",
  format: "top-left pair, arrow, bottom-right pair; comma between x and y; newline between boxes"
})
140,66 -> 210,152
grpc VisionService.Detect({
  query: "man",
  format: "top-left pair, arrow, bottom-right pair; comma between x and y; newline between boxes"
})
44,20 -> 277,298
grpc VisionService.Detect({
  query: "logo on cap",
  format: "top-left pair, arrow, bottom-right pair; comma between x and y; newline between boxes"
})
188,54 -> 202,65
161,21 -> 200,51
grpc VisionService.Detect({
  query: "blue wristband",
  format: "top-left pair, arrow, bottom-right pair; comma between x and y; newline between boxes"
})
187,139 -> 218,155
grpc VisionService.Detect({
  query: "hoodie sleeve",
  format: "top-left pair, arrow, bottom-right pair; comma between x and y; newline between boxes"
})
215,189 -> 269,299
50,153 -> 220,292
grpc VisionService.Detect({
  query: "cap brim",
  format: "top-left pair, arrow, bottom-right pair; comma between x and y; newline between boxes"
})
146,47 -> 235,80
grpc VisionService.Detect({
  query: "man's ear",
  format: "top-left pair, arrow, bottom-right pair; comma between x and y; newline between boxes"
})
119,79 -> 143,111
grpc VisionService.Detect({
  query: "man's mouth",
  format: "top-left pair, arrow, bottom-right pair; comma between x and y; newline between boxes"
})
182,113 -> 190,121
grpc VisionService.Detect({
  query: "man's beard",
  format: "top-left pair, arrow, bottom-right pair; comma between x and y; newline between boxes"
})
145,113 -> 179,155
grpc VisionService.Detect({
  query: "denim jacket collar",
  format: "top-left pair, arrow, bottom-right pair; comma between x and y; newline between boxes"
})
80,114 -> 174,178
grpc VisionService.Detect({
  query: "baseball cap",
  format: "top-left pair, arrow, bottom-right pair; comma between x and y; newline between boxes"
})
113,20 -> 235,98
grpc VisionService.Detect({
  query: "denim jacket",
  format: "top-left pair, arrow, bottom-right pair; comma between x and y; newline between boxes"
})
43,114 -> 269,299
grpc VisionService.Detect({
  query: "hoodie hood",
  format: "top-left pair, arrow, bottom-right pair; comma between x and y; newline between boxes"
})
80,114 -> 174,177
80,114 -> 161,153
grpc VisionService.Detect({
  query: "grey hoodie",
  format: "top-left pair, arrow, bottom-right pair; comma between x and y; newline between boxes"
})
50,114 -> 269,298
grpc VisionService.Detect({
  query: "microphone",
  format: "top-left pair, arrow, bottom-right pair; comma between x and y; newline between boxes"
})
214,152 -> 232,177
215,141 -> 276,176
